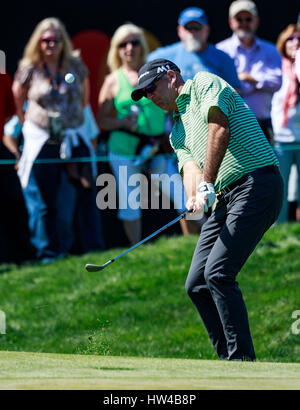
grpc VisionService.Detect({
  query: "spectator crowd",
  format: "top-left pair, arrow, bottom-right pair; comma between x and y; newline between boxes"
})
1,0 -> 300,265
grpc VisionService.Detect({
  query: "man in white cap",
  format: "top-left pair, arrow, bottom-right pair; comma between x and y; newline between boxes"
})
216,0 -> 282,145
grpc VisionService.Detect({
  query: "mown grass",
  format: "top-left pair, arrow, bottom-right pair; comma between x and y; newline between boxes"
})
1,351 -> 300,390
0,222 -> 299,362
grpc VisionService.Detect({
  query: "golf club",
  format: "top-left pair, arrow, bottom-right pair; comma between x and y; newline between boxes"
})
85,209 -> 193,272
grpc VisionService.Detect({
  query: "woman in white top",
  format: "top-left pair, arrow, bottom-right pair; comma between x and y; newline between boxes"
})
271,24 -> 300,222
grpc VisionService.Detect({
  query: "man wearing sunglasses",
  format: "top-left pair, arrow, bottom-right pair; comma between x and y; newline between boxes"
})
216,0 -> 282,146
147,7 -> 241,233
147,7 -> 240,90
132,58 -> 283,361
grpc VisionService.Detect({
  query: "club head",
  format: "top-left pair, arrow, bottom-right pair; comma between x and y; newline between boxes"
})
85,260 -> 113,272
85,264 -> 105,272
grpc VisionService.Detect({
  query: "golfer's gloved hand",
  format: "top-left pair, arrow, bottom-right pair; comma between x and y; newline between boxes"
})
196,181 -> 216,212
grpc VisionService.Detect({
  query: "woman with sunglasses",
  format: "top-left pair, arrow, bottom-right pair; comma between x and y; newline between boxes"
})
98,23 -> 190,245
12,17 -> 104,262
271,24 -> 300,223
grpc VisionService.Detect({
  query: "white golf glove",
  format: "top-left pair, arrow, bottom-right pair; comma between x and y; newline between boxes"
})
196,181 -> 216,212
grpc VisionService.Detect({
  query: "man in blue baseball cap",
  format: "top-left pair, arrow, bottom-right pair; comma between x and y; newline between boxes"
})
148,7 -> 240,90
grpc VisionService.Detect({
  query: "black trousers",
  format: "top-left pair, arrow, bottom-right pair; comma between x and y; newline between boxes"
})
32,143 -> 62,257
0,142 -> 34,264
185,166 -> 283,360
258,118 -> 274,146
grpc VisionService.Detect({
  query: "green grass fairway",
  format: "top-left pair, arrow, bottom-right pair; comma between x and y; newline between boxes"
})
1,351 -> 300,390
0,223 -> 300,366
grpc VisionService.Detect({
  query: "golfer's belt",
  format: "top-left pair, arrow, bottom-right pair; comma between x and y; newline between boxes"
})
216,165 -> 278,198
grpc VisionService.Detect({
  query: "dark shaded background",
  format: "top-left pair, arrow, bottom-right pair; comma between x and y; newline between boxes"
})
2,0 -> 300,77
1,0 -> 299,250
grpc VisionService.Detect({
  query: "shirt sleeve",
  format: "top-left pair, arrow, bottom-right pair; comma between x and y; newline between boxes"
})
169,132 -> 194,175
14,65 -> 34,89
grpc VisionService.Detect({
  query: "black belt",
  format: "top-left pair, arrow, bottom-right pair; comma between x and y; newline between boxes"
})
217,165 -> 278,197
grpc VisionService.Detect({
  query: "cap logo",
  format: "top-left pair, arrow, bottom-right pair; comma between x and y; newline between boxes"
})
138,71 -> 150,81
185,10 -> 201,18
157,64 -> 170,73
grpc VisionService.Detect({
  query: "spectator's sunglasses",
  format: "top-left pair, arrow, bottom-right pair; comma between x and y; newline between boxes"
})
287,35 -> 300,41
236,16 -> 253,23
184,22 -> 204,31
119,39 -> 140,48
40,36 -> 62,44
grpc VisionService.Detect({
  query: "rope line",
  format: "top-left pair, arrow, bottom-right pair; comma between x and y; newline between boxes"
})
0,153 -> 176,165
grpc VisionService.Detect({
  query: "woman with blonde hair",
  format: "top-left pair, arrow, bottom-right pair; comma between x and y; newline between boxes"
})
98,23 -> 165,245
17,17 -> 75,73
271,24 -> 300,222
106,23 -> 149,72
13,17 -> 104,262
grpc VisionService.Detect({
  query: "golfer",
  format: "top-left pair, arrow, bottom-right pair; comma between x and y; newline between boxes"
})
132,59 -> 283,361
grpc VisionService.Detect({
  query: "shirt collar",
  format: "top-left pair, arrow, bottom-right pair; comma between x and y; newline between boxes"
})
232,33 -> 260,51
173,80 -> 192,119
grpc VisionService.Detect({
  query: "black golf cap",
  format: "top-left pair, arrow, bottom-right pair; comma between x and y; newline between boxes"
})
131,59 -> 181,101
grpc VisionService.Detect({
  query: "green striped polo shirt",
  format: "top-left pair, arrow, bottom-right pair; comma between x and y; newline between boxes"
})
169,71 -> 279,193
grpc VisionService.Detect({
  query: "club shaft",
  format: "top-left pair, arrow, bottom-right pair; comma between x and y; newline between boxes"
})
112,211 -> 188,263
85,210 -> 191,271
